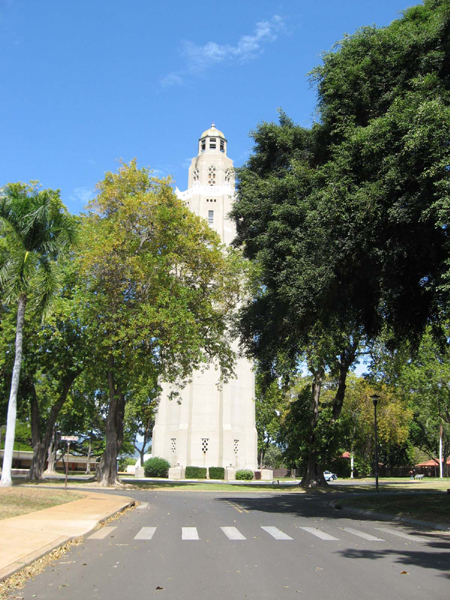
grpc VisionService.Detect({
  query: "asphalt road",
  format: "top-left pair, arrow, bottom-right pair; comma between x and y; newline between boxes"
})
15,490 -> 450,600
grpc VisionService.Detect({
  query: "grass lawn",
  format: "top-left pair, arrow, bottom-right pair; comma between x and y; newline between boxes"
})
0,486 -> 85,520
129,480 -> 310,492
342,493 -> 450,525
333,478 -> 450,493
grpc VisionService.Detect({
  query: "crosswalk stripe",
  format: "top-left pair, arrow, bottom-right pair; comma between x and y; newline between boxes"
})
376,527 -> 424,543
343,527 -> 384,541
221,527 -> 246,540
88,526 -> 116,540
134,527 -> 157,540
261,526 -> 293,540
300,527 -> 339,541
182,527 -> 199,540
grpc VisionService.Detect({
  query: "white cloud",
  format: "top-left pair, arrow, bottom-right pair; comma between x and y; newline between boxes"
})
70,186 -> 95,206
161,72 -> 183,87
184,15 -> 284,72
161,15 -> 285,87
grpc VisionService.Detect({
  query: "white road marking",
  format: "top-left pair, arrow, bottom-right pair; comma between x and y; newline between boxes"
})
88,527 -> 116,540
299,527 -> 339,541
134,527 -> 157,540
376,527 -> 424,543
343,527 -> 384,541
182,527 -> 199,540
261,526 -> 293,540
221,527 -> 246,540
136,502 -> 149,510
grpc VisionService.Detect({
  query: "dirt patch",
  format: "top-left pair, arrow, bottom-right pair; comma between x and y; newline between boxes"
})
0,487 -> 85,521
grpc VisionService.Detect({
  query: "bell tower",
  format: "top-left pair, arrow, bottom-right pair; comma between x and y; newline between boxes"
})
151,125 -> 257,474
177,124 -> 237,245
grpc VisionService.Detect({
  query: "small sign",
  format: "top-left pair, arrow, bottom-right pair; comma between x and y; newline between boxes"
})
61,436 -> 78,442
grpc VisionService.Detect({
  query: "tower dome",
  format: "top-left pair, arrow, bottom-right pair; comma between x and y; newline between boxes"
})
200,123 -> 226,140
198,123 -> 227,155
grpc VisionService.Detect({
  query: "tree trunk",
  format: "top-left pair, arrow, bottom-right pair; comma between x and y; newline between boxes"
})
301,365 -> 328,488
332,340 -> 358,421
1,293 -> 27,487
85,440 -> 92,474
96,369 -> 125,486
139,447 -> 146,468
45,437 -> 57,475
28,373 -> 78,481
28,442 -> 48,481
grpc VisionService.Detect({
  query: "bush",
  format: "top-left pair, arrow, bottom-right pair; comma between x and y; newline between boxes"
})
209,466 -> 225,480
118,456 -> 136,472
143,457 -> 170,478
236,469 -> 253,480
185,466 -> 207,479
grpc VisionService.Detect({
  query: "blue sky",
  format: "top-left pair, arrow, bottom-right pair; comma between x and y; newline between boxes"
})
0,0 -> 417,214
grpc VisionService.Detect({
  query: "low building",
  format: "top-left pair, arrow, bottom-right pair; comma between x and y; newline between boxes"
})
0,449 -> 97,473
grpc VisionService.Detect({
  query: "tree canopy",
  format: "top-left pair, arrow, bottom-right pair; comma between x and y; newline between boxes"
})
231,0 -> 450,485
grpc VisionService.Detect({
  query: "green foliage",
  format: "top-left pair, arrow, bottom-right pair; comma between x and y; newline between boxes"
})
280,383 -> 348,471
143,457 -> 170,478
262,444 -> 285,469
235,469 -> 254,481
369,325 -> 450,475
0,182 -> 77,313
232,2 -> 450,483
118,456 -> 136,472
78,160 -> 246,484
185,466 -> 207,479
208,466 -> 225,479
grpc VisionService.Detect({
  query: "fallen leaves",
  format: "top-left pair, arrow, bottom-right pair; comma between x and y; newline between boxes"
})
0,537 -> 83,599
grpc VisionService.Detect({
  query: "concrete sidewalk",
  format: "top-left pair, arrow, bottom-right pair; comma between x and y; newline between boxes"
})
0,491 -> 135,581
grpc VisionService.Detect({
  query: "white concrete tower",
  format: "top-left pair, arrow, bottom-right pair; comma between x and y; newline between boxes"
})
152,125 -> 257,472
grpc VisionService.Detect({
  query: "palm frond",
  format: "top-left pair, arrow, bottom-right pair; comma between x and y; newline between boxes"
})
33,256 -> 61,321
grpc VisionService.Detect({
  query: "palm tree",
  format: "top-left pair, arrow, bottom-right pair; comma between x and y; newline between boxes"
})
0,183 -> 76,486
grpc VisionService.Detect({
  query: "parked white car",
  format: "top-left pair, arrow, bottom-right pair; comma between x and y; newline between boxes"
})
324,470 -> 338,481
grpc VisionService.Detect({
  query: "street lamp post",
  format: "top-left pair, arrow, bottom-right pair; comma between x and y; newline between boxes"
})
371,394 -> 381,493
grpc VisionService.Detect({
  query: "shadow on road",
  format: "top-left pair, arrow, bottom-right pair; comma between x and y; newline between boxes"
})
214,493 -> 450,577
338,546 -> 450,578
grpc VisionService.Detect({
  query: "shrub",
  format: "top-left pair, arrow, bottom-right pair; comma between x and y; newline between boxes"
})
236,469 -> 253,481
143,457 -> 170,478
185,466 -> 207,479
118,456 -> 136,472
209,466 -> 225,480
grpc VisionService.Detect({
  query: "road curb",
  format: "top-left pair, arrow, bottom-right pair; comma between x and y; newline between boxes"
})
341,505 -> 450,532
0,496 -> 136,583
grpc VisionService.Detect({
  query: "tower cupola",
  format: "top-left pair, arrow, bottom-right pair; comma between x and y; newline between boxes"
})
198,123 -> 227,155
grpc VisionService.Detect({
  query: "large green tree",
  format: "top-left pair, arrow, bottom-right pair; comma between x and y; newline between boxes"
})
232,0 -> 450,486
0,183 -> 76,486
80,161 -> 244,485
370,328 -> 450,476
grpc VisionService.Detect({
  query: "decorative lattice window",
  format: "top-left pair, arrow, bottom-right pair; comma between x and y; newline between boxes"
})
171,438 -> 176,453
193,168 -> 200,182
234,440 -> 239,455
208,165 -> 216,186
206,198 -> 216,203
201,438 -> 209,454
220,140 -> 225,153
225,168 -> 234,183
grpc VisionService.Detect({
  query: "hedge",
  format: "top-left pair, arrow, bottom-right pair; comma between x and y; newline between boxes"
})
208,466 -> 225,480
185,466 -> 207,479
236,469 -> 254,480
143,457 -> 170,478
